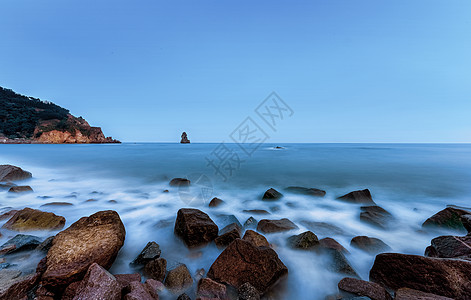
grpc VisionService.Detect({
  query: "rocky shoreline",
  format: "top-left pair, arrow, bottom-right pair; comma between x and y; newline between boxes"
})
1,164 -> 471,299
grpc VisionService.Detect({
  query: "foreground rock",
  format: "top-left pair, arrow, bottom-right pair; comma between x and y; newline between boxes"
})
144,258 -> 167,282
0,269 -> 40,299
131,242 -> 161,266
360,206 -> 393,229
238,282 -> 260,300
350,236 -> 391,255
164,264 -> 193,293
338,277 -> 392,300
262,188 -> 283,201
214,223 -> 241,248
0,165 -> 32,182
169,178 -> 190,187
425,235 -> 471,259
8,185 -> 33,193
174,208 -> 218,248
0,234 -> 41,255
319,237 -> 349,253
284,186 -> 326,197
461,214 -> 471,234
207,239 -> 288,294
395,288 -> 454,300
123,280 -> 160,300
257,218 -> 298,233
337,189 -> 375,205
422,207 -> 469,232
41,210 -> 126,289
287,231 -> 319,250
370,253 -> 471,299
72,263 -> 121,300
242,230 -> 270,248
323,248 -> 359,278
197,277 -> 227,299
2,207 -> 65,231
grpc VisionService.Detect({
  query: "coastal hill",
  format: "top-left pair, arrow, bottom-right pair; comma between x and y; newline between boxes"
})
0,86 -> 119,144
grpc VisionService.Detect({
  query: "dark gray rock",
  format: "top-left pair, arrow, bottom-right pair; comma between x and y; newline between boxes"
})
0,234 -> 41,255
360,206 -> 393,229
350,236 -> 391,255
0,165 -> 32,182
422,207 -> 469,232
338,277 -> 392,300
214,223 -> 241,248
257,218 -> 298,233
208,197 -> 224,208
169,178 -> 190,187
337,189 -> 375,205
287,231 -> 319,250
238,282 -> 260,300
131,242 -> 161,266
425,235 -> 471,259
144,258 -> 167,282
262,188 -> 283,201
285,186 -> 326,197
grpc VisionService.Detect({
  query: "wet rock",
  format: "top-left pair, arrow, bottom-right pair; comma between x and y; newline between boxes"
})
243,209 -> 270,215
394,288 -> 454,300
115,273 -> 142,288
1,207 -> 65,232
36,236 -> 55,252
62,281 -> 82,300
169,178 -> 190,187
262,188 -> 283,201
0,209 -> 17,221
131,242 -> 161,266
177,293 -> 191,300
238,282 -> 260,300
242,230 -> 270,248
243,217 -> 257,229
0,269 -> 40,299
284,186 -> 326,197
124,281 -> 158,300
0,234 -> 41,255
41,210 -> 126,289
197,277 -> 227,299
145,279 -> 164,295
174,208 -> 219,248
338,277 -> 392,300
214,223 -> 241,248
360,206 -> 393,229
350,236 -> 391,255
257,218 -> 298,233
209,197 -> 225,208
425,235 -> 471,259
461,214 -> 471,234
207,239 -> 288,294
319,238 -> 349,253
8,185 -> 33,193
144,258 -> 167,282
337,189 -> 375,205
0,165 -> 32,182
287,231 -> 319,250
324,248 -> 359,278
40,202 -> 74,207
300,221 -> 346,236
422,207 -> 469,232
0,182 -> 16,190
164,264 -> 193,293
216,214 -> 242,229
72,263 -> 121,300
370,253 -> 471,299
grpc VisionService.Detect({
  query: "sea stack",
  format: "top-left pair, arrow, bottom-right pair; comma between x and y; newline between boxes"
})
180,132 -> 190,143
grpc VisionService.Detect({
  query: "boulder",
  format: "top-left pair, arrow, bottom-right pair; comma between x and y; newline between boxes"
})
208,197 -> 225,208
214,223 -> 241,248
0,165 -> 32,182
425,235 -> 471,259
216,214 -> 243,228
262,188 -> 283,201
124,281 -> 158,300
287,231 -> 319,250
360,206 -> 393,229
131,242 -> 161,266
169,178 -> 190,187
144,258 -> 167,282
0,234 -> 41,255
37,236 -> 55,252
350,236 -> 391,255
243,217 -> 257,229
207,239 -> 288,294
422,207 -> 469,231
72,263 -> 121,300
41,210 -> 126,289
115,273 -> 142,289
0,269 -> 40,299
370,253 -> 471,299
242,230 -> 270,248
145,279 -> 164,296
238,282 -> 260,300
164,264 -> 193,293
323,248 -> 359,278
174,208 -> 218,248
197,278 -> 227,299
8,185 -> 33,193
0,209 -> 18,221
284,186 -> 326,197
338,277 -> 392,300
461,214 -> 471,234
257,218 -> 298,233
2,208 -> 65,231
319,238 -> 349,253
337,189 -> 375,205
394,288 -> 454,300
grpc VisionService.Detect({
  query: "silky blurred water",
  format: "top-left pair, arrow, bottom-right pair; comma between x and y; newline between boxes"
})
1,143 -> 471,299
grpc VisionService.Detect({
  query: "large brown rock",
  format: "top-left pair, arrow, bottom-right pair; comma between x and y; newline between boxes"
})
242,230 -> 270,248
72,263 -> 121,300
174,208 -> 218,248
0,270 -> 40,299
395,288 -> 454,300
337,189 -> 375,204
257,218 -> 298,233
197,277 -> 227,299
2,208 -> 65,231
425,235 -> 471,259
164,264 -> 193,293
207,239 -> 288,294
370,253 -> 471,299
214,223 -> 241,248
422,207 -> 469,231
338,277 -> 392,300
0,165 -> 32,182
144,258 -> 167,282
41,210 -> 126,289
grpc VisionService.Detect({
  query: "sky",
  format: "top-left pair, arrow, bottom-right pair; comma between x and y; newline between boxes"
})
1,0 -> 470,143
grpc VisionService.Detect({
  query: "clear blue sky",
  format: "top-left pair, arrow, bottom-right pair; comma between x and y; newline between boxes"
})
1,0 -> 470,142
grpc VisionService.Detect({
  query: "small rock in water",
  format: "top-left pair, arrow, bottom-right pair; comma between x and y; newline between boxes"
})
262,188 -> 283,201
170,178 -> 190,187
164,264 -> 193,293
243,209 -> 270,215
197,277 -> 227,299
131,241 -> 161,266
174,208 -> 219,248
461,214 -> 471,234
0,164 -> 32,181
324,248 -> 359,278
214,223 -> 241,248
319,237 -> 349,253
2,207 -> 65,232
338,277 -> 392,300
0,234 -> 41,255
337,189 -> 375,205
285,186 -> 326,197
144,258 -> 167,282
40,202 -> 74,207
360,205 -> 393,229
216,214 -> 243,229
242,230 -> 270,248
208,197 -> 225,207
238,282 -> 260,300
180,132 -> 190,144
243,216 -> 257,228
300,220 -> 347,236
425,235 -> 471,259
287,231 -> 319,250
8,185 -> 33,193
257,218 -> 298,233
422,207 -> 469,232
350,236 -> 391,255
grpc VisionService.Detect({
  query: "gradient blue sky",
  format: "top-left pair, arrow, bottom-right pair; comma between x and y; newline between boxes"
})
1,0 -> 470,142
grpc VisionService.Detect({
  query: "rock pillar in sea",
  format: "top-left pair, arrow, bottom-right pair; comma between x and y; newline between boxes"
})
181,132 -> 190,143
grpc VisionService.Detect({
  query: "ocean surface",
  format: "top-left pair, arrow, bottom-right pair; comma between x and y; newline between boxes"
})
1,143 -> 471,299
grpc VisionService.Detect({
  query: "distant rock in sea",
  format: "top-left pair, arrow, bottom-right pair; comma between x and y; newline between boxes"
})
180,132 -> 190,143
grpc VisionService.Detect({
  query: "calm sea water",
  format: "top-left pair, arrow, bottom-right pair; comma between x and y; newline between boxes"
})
1,143 -> 471,299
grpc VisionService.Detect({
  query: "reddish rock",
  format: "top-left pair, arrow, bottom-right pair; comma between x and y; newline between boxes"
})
337,189 -> 375,205
124,281 -> 158,300
350,236 -> 391,255
169,178 -> 190,187
0,165 -> 32,182
208,197 -> 225,208
144,258 -> 167,282
319,238 -> 349,253
287,231 -> 319,250
2,208 -> 65,231
214,223 -> 241,248
207,239 -> 288,294
0,209 -> 18,221
422,207 -> 469,231
8,185 -> 33,193
243,209 -> 270,215
72,263 -> 121,300
370,253 -> 471,299
338,277 -> 392,300
242,230 -> 270,248
174,208 -> 218,248
0,270 -> 40,299
131,242 -> 161,266
164,264 -> 193,293
197,278 -> 227,299
144,279 -> 164,297
115,273 -> 142,289
238,282 -> 260,300
62,281 -> 82,300
395,288 -> 454,300
425,235 -> 471,259
41,210 -> 126,289
257,218 -> 298,233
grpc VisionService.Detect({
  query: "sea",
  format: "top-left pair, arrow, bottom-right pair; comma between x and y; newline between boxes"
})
1,143 -> 471,299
